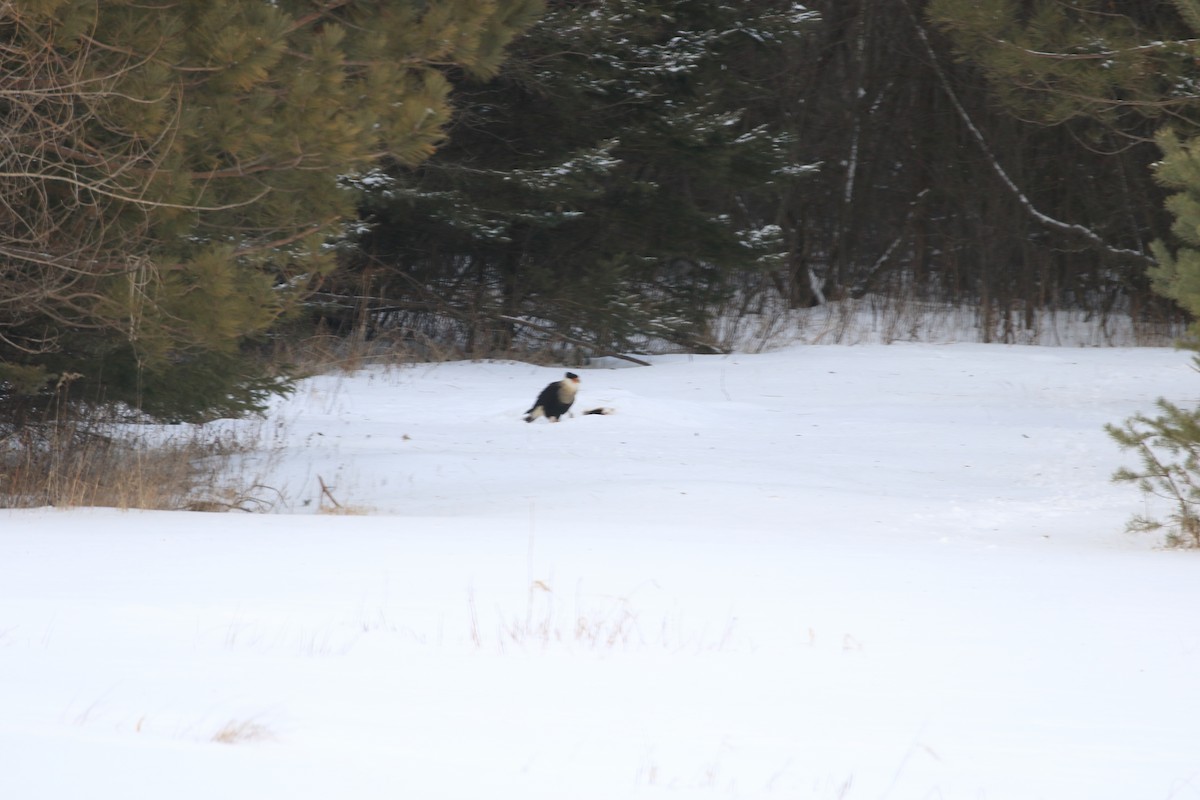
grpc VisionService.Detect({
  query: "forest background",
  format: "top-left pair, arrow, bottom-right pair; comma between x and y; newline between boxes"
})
6,0 -> 1200,513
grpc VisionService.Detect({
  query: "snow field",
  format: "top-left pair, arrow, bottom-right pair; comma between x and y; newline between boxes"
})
3,342 -> 1200,799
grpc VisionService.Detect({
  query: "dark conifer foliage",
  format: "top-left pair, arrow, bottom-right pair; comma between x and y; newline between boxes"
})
340,0 -> 818,358
339,0 -> 1185,356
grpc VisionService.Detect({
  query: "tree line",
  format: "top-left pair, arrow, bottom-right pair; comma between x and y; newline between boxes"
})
3,0 -> 1200,428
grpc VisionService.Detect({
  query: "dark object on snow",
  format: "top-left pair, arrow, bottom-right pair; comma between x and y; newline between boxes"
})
524,372 -> 580,422
583,407 -> 613,416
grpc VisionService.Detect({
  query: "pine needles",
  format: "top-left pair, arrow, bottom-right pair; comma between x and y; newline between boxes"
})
1107,391 -> 1200,548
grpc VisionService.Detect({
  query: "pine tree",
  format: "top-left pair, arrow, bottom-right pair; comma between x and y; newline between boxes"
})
342,0 -> 817,358
1107,397 -> 1200,547
0,0 -> 540,425
1150,127 -> 1200,329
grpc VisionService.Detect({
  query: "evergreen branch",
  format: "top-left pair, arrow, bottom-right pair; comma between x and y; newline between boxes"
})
287,1 -> 355,33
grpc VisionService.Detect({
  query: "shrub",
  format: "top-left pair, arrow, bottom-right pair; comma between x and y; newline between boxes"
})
1107,394 -> 1200,548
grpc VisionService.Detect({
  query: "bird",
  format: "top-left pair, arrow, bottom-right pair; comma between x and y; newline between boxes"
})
524,371 -> 580,422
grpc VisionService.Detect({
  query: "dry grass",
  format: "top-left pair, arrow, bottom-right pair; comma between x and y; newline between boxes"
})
469,581 -> 741,654
316,504 -> 374,516
0,415 -> 283,512
211,719 -> 276,745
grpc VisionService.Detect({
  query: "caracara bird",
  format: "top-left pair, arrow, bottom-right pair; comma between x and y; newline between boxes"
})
524,371 -> 580,422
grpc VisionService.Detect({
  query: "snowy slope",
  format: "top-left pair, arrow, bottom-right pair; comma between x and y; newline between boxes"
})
3,343 -> 1200,800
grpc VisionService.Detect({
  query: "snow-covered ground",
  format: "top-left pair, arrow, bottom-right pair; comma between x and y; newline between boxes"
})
3,342 -> 1200,799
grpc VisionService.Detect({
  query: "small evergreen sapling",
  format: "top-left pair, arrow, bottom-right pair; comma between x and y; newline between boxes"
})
1106,382 -> 1200,548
